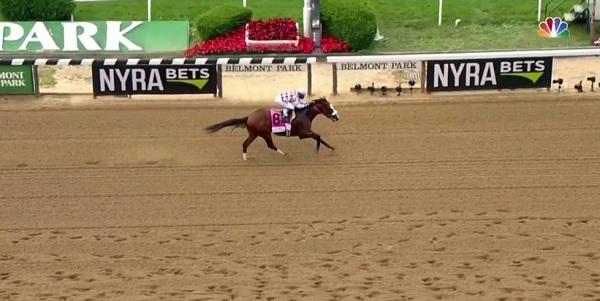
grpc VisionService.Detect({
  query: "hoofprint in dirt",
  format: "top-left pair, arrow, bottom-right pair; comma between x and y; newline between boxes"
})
1,98 -> 600,300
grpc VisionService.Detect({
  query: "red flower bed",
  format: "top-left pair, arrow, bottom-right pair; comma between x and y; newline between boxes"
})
184,24 -> 314,56
184,17 -> 351,57
247,17 -> 297,41
320,34 -> 351,53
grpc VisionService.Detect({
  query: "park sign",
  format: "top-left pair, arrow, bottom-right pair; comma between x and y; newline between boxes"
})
336,61 -> 421,82
224,64 -> 307,72
0,21 -> 189,53
0,65 -> 35,95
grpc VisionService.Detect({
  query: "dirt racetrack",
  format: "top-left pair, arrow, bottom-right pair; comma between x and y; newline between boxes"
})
2,95 -> 600,301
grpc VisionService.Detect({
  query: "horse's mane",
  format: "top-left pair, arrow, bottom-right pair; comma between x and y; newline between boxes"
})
308,96 -> 328,107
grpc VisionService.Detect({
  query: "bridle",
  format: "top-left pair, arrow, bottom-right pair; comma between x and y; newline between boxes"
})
309,101 -> 332,118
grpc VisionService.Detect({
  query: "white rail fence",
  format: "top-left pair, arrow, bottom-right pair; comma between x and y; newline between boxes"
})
1,48 -> 600,98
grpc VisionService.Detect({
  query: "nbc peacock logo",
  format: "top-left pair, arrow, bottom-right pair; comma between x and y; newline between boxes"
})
537,17 -> 570,38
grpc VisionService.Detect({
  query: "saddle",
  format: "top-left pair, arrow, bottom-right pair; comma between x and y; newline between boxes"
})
270,108 -> 296,135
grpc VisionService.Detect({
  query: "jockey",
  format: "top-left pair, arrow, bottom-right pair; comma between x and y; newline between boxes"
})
274,87 -> 308,126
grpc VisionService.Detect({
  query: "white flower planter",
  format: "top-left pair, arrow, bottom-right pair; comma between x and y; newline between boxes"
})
245,22 -> 300,50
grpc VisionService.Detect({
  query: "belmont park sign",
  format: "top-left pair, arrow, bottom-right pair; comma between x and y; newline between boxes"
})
0,21 -> 189,53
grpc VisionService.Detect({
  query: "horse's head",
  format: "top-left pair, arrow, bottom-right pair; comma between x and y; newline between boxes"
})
309,97 -> 339,122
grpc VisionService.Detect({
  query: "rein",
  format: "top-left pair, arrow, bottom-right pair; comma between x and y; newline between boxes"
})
308,101 -> 324,116
312,105 -> 324,115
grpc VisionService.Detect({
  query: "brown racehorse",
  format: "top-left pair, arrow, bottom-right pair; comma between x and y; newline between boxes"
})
204,97 -> 340,160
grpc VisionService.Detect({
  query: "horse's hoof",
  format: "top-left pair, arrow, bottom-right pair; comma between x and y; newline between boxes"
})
276,149 -> 285,155
242,153 -> 247,160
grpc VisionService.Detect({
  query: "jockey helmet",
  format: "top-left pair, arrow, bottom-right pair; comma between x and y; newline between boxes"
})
297,87 -> 307,99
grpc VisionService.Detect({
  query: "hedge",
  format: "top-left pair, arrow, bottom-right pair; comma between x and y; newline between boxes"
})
0,0 -> 75,21
321,0 -> 377,51
196,4 -> 253,41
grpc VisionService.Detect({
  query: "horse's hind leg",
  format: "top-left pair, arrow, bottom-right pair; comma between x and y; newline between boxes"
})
242,133 -> 257,160
261,134 -> 285,155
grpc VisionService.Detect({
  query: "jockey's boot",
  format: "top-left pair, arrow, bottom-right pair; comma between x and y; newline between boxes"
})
282,109 -> 291,136
282,109 -> 290,123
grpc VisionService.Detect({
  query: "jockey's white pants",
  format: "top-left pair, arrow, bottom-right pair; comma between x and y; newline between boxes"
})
275,97 -> 296,123
275,98 -> 295,132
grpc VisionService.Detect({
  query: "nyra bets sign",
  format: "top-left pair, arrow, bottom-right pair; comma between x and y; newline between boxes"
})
91,64 -> 218,96
0,21 -> 189,53
426,57 -> 553,92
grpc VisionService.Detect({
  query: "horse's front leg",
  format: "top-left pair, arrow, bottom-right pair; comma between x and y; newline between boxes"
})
318,136 -> 335,151
299,131 -> 334,153
298,132 -> 320,152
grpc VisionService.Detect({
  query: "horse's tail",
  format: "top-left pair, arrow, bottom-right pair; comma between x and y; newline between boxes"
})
204,116 -> 249,133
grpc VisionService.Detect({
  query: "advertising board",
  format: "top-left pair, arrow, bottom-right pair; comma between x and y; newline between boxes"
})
92,64 -> 218,96
426,57 -> 553,92
0,65 -> 35,95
